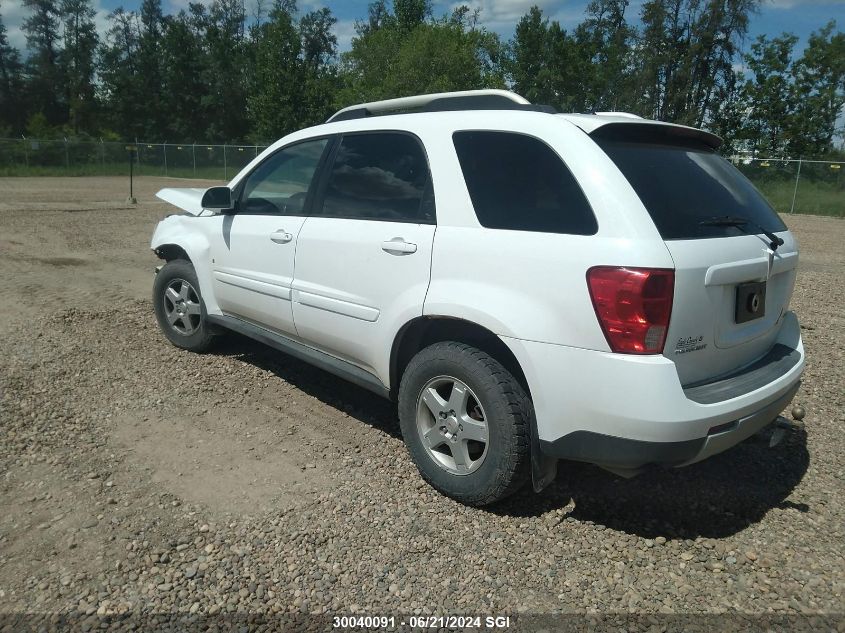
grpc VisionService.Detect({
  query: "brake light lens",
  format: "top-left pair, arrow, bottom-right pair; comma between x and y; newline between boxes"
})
586,267 -> 675,354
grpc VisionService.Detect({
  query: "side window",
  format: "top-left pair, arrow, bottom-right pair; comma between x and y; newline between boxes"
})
452,131 -> 598,235
317,132 -> 434,223
239,138 -> 328,215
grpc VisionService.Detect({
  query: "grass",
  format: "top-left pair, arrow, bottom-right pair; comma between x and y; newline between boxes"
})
752,178 -> 844,218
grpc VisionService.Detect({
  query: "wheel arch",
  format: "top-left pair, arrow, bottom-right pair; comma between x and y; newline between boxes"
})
391,316 -> 556,495
150,220 -> 218,314
389,316 -> 531,402
153,243 -> 192,262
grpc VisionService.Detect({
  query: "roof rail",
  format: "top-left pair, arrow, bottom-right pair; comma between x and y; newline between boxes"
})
593,112 -> 642,119
327,89 -> 554,123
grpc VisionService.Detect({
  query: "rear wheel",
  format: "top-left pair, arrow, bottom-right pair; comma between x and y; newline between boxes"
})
153,259 -> 215,352
398,342 -> 531,506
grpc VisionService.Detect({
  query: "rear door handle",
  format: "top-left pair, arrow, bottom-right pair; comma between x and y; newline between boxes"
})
381,238 -> 417,255
270,230 -> 293,244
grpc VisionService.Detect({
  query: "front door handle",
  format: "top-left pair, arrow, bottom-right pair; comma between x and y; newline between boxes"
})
381,238 -> 417,255
270,230 -> 293,244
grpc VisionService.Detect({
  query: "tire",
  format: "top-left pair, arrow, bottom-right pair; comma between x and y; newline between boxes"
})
152,259 -> 216,353
398,341 -> 531,506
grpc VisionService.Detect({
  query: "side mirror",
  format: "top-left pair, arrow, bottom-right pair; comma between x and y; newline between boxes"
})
201,186 -> 234,211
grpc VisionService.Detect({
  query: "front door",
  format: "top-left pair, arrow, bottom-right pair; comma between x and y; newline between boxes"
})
209,137 -> 330,335
291,131 -> 436,382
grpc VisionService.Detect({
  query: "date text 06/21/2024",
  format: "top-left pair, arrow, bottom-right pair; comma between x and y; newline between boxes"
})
332,615 -> 512,629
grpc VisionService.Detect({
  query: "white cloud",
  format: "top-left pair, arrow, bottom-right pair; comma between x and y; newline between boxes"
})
165,0 -> 214,14
2,0 -> 31,51
2,0 -> 112,53
334,17 -> 357,52
446,0 -> 585,32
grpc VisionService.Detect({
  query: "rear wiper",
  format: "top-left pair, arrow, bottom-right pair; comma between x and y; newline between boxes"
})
699,215 -> 785,251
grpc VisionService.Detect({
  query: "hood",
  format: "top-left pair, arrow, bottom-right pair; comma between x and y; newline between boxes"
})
156,188 -> 208,216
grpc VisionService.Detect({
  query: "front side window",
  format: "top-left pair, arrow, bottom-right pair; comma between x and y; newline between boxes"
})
317,132 -> 434,223
453,131 -> 597,235
239,138 -> 328,215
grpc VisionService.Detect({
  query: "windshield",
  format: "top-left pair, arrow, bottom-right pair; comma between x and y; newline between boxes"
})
595,137 -> 787,240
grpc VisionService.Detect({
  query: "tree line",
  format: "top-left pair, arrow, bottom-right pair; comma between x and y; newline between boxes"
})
0,0 -> 842,157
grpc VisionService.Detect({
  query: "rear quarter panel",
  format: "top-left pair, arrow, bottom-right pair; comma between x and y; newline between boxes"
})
421,112 -> 675,348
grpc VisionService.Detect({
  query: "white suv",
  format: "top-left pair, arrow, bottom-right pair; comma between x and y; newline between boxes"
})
151,90 -> 804,506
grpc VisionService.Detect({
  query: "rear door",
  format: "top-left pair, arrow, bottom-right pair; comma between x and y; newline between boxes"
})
593,127 -> 798,385
291,131 -> 436,381
208,137 -> 330,334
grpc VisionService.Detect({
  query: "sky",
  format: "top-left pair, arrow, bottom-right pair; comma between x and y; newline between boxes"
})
2,0 -> 843,58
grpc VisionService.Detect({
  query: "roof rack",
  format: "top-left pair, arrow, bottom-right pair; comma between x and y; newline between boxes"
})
594,111 -> 642,119
327,89 -> 556,123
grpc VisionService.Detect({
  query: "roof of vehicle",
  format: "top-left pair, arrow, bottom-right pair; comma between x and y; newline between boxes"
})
324,90 -> 722,150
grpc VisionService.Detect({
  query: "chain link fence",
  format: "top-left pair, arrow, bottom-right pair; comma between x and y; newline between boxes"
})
1,138 -> 842,216
731,156 -> 844,217
0,138 -> 268,181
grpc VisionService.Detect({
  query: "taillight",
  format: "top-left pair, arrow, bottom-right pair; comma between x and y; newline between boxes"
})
586,267 -> 674,354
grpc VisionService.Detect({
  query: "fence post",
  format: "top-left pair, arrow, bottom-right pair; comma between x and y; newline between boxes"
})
100,138 -> 105,167
223,145 -> 227,181
22,136 -> 29,168
64,137 -> 70,170
163,143 -> 168,177
192,143 -> 196,177
789,158 -> 802,214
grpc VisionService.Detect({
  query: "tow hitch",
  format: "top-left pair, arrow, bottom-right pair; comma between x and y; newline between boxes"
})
769,405 -> 806,448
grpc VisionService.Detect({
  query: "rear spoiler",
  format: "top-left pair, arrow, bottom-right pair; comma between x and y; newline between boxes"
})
589,122 -> 723,150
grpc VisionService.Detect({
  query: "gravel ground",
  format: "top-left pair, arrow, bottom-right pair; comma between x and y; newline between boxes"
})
0,177 -> 843,630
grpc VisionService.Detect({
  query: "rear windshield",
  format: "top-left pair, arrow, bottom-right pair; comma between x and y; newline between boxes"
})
594,135 -> 787,240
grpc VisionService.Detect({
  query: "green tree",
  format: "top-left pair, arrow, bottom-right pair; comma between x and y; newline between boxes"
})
22,0 -> 66,127
247,6 -> 303,140
340,2 -> 504,105
393,0 -> 429,33
633,0 -> 759,126
202,0 -> 249,141
247,4 -> 339,141
298,7 -> 339,126
573,0 -> 635,111
706,70 -> 745,154
741,33 -> 799,155
791,21 -> 845,155
59,0 -> 98,133
136,0 -> 168,137
159,9 -> 209,140
355,0 -> 392,36
508,3 -> 635,113
98,8 -> 144,138
509,7 -> 555,105
0,5 -> 25,135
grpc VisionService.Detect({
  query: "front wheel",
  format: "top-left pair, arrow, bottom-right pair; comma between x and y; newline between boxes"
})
152,259 -> 216,353
398,342 -> 531,506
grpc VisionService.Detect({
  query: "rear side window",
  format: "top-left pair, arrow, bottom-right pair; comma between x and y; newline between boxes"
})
594,134 -> 787,240
452,131 -> 597,235
318,132 -> 434,223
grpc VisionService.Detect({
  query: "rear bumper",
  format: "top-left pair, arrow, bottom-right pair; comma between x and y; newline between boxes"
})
502,311 -> 805,469
538,381 -> 799,469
